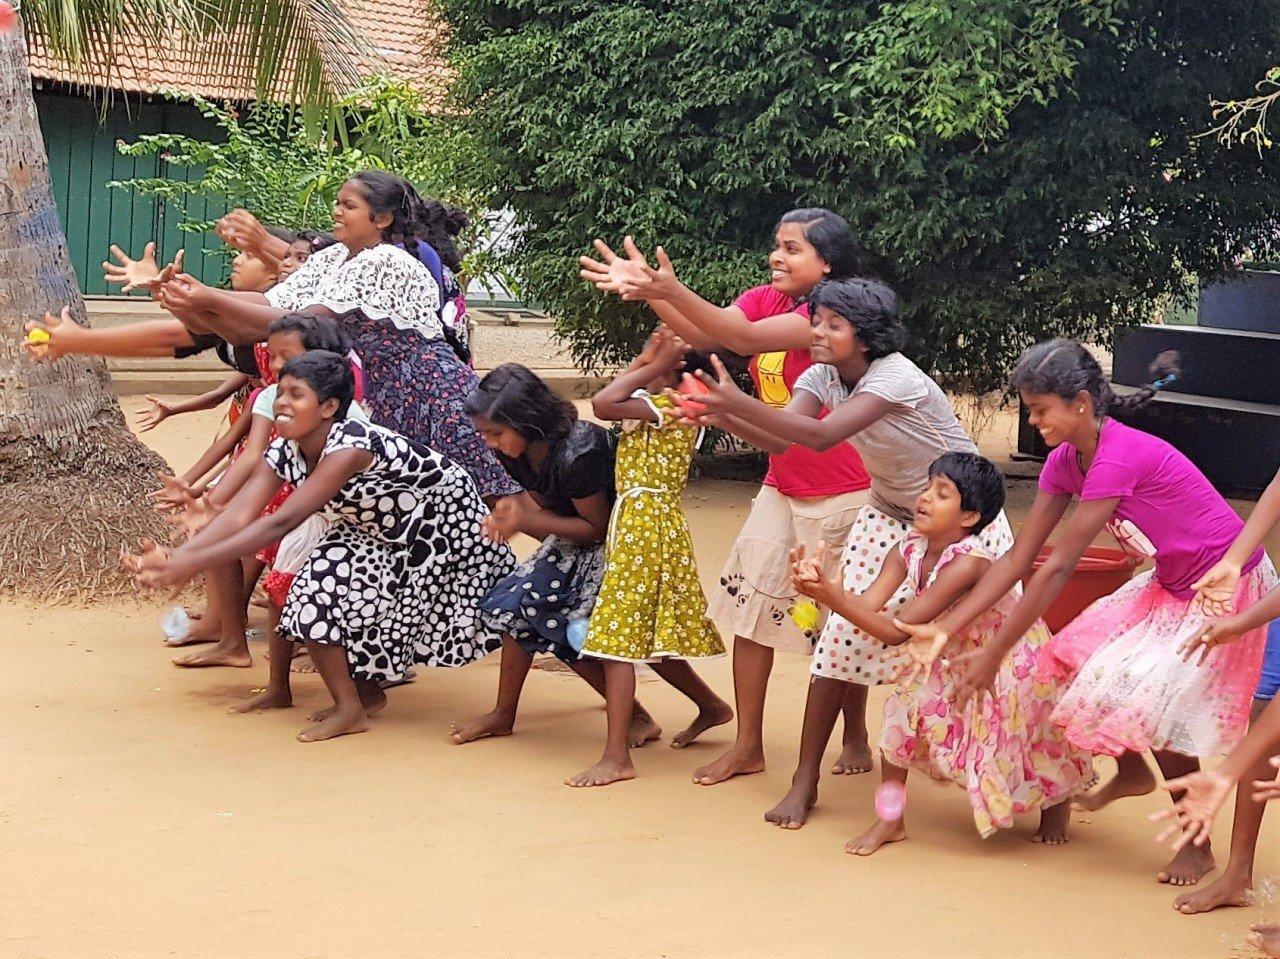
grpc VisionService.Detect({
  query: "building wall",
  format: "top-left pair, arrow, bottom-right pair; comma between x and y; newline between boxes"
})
34,88 -> 228,295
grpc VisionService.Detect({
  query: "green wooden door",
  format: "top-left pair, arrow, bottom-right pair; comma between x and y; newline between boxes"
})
35,89 -> 228,296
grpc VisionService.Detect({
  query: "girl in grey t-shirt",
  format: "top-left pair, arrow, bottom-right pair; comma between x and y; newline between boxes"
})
686,277 -> 1014,832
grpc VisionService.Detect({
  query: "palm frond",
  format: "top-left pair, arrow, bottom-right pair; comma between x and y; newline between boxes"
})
21,0 -> 374,110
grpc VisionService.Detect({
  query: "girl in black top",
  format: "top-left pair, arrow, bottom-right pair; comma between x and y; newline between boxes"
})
451,364 -> 661,747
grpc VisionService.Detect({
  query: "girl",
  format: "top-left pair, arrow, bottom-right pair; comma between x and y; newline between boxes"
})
566,328 -> 732,787
579,211 -> 874,789
159,313 -> 360,668
277,230 -> 337,281
792,452 -> 1091,853
155,174 -> 517,501
897,339 -> 1277,889
682,278 -> 1014,829
125,350 -> 515,742
451,364 -> 661,747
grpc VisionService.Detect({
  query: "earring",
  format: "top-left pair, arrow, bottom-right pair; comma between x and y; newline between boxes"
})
1078,406 -> 1085,414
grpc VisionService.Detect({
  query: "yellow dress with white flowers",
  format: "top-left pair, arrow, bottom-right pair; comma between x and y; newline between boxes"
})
582,392 -> 724,661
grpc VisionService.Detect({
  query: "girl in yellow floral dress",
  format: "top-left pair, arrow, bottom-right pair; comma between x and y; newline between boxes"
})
567,328 -> 731,788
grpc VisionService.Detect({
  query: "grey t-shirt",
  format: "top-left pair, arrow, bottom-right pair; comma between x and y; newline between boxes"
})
793,353 -> 977,521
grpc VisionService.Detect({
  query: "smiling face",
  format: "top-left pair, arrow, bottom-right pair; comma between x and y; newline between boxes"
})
1021,389 -> 1092,448
913,473 -> 979,539
266,330 -> 308,380
332,180 -> 392,248
471,414 -> 529,459
273,374 -> 339,440
277,239 -> 313,280
768,221 -> 830,298
230,250 -> 277,292
808,304 -> 864,366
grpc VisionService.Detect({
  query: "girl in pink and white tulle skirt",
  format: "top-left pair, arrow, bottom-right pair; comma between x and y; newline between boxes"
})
896,339 -> 1275,888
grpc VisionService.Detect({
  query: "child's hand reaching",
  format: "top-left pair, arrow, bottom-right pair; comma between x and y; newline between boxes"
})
677,354 -> 744,417
149,472 -> 199,512
103,242 -> 161,293
1149,769 -> 1234,851
1178,616 -> 1244,666
136,395 -> 175,432
894,628 -> 953,688
579,237 -> 651,296
23,306 -> 77,362
121,537 -> 194,592
789,544 -> 840,608
482,496 -> 523,544
165,493 -> 221,540
1190,560 -> 1242,618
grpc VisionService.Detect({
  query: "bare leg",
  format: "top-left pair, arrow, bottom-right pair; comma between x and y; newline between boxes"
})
450,636 -> 531,744
170,586 -> 221,646
831,682 -> 874,775
764,676 -> 846,828
649,658 -> 733,748
1154,750 -> 1216,886
569,657 -> 660,747
296,642 -> 368,742
173,561 -> 251,667
846,762 -> 909,856
241,558 -> 265,607
567,661 -> 638,787
230,607 -> 292,712
1175,699 -> 1270,913
692,636 -> 771,785
1074,749 -> 1157,811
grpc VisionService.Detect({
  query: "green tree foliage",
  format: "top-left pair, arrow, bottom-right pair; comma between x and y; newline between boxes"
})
440,0 -> 1280,390
111,77 -> 501,275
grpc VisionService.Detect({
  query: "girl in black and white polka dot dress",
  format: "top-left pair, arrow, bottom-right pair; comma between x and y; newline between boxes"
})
126,350 -> 515,743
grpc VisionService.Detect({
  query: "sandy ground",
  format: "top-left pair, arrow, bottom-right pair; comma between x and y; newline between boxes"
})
3,400 -> 1279,959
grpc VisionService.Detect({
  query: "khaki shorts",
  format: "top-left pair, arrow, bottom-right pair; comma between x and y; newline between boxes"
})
706,484 -> 868,654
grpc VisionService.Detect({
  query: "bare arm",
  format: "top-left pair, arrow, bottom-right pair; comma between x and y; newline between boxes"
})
708,412 -> 792,455
25,312 -> 197,362
206,414 -> 276,506
158,277 -> 281,345
180,414 -> 254,488
519,491 -> 612,545
155,374 -> 252,418
1192,467 -> 1280,615
591,329 -> 687,422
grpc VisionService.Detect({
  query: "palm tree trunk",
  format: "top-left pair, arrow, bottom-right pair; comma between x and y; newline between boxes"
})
0,22 -> 171,600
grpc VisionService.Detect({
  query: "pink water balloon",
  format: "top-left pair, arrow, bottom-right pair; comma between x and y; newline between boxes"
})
874,781 -> 906,820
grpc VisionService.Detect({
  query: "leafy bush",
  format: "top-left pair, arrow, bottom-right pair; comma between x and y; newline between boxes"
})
440,0 -> 1280,389
111,77 -> 504,278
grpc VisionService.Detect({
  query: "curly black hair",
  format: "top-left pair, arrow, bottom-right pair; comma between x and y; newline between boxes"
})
464,363 -> 577,444
279,350 -> 354,420
267,312 -> 351,356
809,277 -> 906,360
1011,339 -> 1180,419
927,452 -> 1006,534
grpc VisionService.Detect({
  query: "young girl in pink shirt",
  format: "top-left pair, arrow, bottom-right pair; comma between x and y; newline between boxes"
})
899,339 -> 1277,893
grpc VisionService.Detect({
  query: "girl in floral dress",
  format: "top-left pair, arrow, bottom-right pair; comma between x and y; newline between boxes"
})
126,351 -> 515,743
794,452 -> 1091,854
565,328 -> 731,788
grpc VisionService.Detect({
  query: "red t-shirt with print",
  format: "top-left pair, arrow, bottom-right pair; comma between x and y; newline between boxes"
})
733,285 -> 871,498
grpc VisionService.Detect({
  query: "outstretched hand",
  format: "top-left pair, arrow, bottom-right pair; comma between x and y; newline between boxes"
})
121,537 -> 192,592
148,472 -> 199,512
675,354 -> 743,417
136,395 -> 175,433
1252,755 -> 1280,803
482,496 -> 523,544
1149,769 -> 1234,852
894,623 -> 953,688
579,237 -> 650,295
1190,560 -> 1242,618
1178,617 -> 1243,666
944,645 -> 1000,709
156,273 -> 208,316
215,209 -> 270,254
23,306 -> 76,362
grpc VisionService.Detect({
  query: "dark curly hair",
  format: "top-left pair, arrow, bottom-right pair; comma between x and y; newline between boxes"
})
348,172 -> 469,272
279,350 -> 354,420
927,452 -> 1006,535
464,363 -> 577,444
1011,339 -> 1180,419
809,277 -> 906,360
267,312 -> 351,356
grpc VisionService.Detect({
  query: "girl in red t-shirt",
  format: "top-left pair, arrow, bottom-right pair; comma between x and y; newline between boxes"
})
581,209 -> 876,788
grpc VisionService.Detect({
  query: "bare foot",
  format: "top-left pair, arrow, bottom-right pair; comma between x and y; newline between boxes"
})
172,642 -> 251,668
290,653 -> 317,674
1074,761 -> 1156,812
450,709 -> 516,745
297,708 -> 368,742
845,818 -> 907,856
831,737 -> 874,775
566,757 -> 636,787
692,745 -> 766,785
1031,801 -> 1071,845
186,606 -> 205,620
229,688 -> 292,713
1249,923 -> 1280,958
1157,842 -> 1215,886
763,779 -> 818,829
630,714 -> 662,748
1173,867 -> 1252,914
670,701 -> 733,749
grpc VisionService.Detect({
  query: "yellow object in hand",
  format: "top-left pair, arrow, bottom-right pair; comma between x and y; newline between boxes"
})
790,599 -> 820,632
26,328 -> 51,344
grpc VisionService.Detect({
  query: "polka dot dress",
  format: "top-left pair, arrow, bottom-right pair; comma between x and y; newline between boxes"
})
268,419 -> 515,682
811,505 -> 1015,684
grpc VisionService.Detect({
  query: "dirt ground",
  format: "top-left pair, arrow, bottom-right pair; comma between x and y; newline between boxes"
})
3,400 -> 1278,959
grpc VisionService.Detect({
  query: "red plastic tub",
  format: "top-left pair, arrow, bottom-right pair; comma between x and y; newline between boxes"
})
1026,546 -> 1141,634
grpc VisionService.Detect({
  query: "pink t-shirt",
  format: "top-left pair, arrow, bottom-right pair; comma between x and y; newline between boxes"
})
1038,418 -> 1262,597
733,285 -> 871,499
